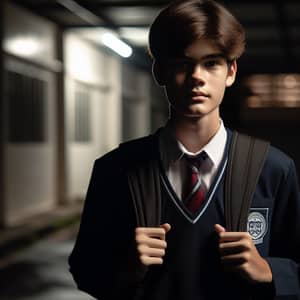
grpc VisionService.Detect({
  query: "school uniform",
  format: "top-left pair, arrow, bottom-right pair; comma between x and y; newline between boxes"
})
69,124 -> 300,300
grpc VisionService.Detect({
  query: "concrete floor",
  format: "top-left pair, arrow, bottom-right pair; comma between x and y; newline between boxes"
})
0,227 -> 94,300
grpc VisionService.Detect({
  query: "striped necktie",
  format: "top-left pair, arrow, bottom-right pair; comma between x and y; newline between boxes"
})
183,151 -> 207,214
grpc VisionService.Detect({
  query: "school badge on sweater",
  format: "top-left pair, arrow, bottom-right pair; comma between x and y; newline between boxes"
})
247,208 -> 269,245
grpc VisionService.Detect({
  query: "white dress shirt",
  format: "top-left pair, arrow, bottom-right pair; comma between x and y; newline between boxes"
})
159,120 -> 227,200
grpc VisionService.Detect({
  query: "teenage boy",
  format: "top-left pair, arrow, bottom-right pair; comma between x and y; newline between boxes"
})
69,1 -> 300,299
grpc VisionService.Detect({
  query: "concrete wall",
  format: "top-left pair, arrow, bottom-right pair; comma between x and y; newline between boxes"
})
2,1 -> 59,226
64,31 -> 122,201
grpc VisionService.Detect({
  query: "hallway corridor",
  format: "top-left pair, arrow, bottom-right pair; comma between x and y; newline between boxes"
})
0,227 -> 93,300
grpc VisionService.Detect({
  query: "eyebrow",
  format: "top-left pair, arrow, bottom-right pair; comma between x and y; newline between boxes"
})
182,53 -> 226,61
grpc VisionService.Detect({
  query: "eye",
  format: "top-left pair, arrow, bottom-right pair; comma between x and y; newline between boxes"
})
204,59 -> 221,68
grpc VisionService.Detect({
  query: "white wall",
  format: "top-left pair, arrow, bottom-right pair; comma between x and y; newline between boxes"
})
3,2 -> 58,226
64,31 -> 122,201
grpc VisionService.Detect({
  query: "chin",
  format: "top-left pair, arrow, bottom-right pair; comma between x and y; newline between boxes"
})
182,111 -> 204,118
171,105 -> 205,118
184,107 -> 205,116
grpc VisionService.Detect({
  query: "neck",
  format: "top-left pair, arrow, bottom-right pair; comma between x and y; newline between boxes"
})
169,110 -> 221,153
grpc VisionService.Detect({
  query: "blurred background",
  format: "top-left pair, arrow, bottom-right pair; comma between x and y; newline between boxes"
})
0,0 -> 299,299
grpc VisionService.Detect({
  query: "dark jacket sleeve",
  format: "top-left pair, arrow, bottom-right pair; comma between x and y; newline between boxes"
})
68,150 -> 142,300
265,159 -> 300,299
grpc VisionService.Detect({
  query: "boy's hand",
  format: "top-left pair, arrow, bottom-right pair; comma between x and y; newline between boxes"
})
135,223 -> 171,266
214,224 -> 272,283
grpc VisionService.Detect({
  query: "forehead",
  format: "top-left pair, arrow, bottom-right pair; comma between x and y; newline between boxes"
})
184,38 -> 224,61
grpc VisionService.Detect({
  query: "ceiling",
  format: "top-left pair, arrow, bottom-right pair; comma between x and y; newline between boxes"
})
11,0 -> 300,73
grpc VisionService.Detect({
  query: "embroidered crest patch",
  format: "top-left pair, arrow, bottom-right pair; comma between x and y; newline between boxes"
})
247,209 -> 268,245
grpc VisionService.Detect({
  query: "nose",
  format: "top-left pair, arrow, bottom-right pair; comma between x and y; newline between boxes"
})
191,64 -> 205,85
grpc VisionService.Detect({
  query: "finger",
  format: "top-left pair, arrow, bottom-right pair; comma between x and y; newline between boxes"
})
220,253 -> 248,265
137,245 -> 165,257
219,241 -> 248,255
219,232 -> 249,243
135,227 -> 166,239
140,255 -> 163,266
136,236 -> 167,249
161,223 -> 171,233
214,224 -> 226,234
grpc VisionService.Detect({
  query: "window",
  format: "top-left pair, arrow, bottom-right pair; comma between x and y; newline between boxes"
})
7,70 -> 46,142
242,74 -> 300,108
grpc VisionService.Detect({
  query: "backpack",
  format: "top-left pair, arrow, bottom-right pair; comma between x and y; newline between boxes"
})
124,130 -> 270,231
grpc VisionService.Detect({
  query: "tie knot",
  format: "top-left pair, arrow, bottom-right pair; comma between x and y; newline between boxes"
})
185,151 -> 207,171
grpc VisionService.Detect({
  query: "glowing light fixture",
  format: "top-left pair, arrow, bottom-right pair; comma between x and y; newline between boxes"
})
5,37 -> 41,57
101,33 -> 132,58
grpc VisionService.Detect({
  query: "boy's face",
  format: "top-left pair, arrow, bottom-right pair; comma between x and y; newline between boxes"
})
157,38 -> 237,118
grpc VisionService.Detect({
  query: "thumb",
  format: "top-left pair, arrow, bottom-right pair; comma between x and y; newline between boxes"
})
214,224 -> 226,234
160,223 -> 171,233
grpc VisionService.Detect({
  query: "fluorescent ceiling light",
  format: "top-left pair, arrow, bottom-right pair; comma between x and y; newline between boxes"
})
5,37 -> 41,57
101,33 -> 132,58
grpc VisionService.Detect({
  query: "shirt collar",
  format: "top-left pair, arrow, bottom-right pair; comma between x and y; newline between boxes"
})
159,120 -> 227,168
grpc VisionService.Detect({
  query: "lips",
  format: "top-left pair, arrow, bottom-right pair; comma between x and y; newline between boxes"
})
191,91 -> 208,97
191,86 -> 209,96
190,90 -> 209,100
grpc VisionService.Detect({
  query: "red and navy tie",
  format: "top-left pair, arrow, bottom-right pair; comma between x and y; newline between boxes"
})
183,152 -> 207,214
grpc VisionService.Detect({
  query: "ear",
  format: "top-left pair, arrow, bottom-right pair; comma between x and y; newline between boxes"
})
152,60 -> 165,86
225,60 -> 237,87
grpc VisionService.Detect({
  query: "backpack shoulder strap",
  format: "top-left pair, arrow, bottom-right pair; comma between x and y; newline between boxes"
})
119,134 -> 161,228
225,131 -> 270,232
118,134 -> 161,286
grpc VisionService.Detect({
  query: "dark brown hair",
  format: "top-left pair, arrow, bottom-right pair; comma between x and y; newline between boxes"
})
148,0 -> 246,63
